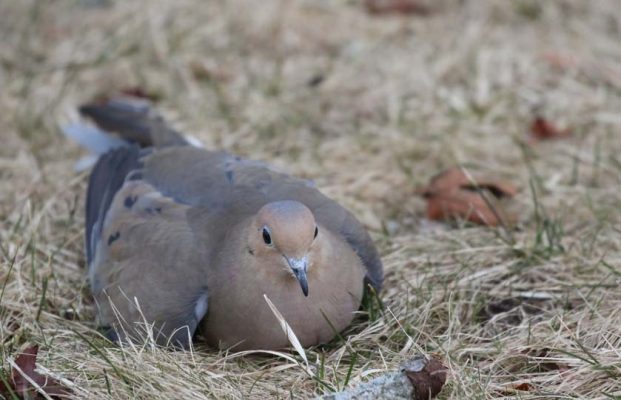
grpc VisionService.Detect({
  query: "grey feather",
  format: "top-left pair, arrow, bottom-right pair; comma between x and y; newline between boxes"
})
62,123 -> 127,154
85,145 -> 142,265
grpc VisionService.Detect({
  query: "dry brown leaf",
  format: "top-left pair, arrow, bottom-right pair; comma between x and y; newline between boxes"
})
541,52 -> 578,71
365,0 -> 430,16
417,167 -> 518,227
425,189 -> 503,226
119,87 -> 160,102
404,357 -> 447,399
530,116 -> 571,140
419,167 -> 518,198
92,86 -> 160,105
521,347 -> 571,373
513,382 -> 531,391
1,345 -> 72,399
496,382 -> 532,396
189,60 -> 233,82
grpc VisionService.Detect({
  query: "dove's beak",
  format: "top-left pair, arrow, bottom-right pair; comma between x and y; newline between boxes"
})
287,257 -> 309,297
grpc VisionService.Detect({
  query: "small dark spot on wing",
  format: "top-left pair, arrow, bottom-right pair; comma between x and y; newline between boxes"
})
101,326 -> 119,342
126,170 -> 143,181
307,73 -> 325,87
108,231 -> 121,245
124,195 -> 137,208
225,169 -> 234,184
138,148 -> 154,158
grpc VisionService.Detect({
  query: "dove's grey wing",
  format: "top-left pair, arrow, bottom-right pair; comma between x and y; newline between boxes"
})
139,146 -> 384,291
86,146 -> 209,348
85,144 -> 142,265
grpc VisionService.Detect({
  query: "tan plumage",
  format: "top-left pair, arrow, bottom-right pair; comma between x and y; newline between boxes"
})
75,97 -> 383,350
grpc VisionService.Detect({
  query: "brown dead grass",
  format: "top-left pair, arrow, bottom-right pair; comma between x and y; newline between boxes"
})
1,0 -> 620,398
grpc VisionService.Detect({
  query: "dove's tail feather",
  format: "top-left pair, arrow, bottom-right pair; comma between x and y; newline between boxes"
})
62,122 -> 128,155
61,121 -> 132,171
62,97 -> 202,171
77,97 -> 189,148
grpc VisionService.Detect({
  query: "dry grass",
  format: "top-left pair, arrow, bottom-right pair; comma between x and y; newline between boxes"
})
1,0 -> 621,398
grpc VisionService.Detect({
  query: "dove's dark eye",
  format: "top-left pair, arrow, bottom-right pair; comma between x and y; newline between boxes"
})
262,227 -> 272,245
314,226 -> 318,239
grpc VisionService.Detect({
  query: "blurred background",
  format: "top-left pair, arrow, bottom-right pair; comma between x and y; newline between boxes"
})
1,0 -> 620,226
1,1 -> 620,398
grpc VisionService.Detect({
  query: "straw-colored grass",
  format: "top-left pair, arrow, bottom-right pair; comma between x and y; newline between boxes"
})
1,0 -> 620,398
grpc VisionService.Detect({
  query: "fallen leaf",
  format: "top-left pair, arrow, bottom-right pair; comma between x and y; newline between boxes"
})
419,167 -> 518,199
425,190 -> 499,226
541,52 -> 578,71
403,356 -> 447,399
365,0 -> 430,16
496,381 -> 531,396
307,73 -> 325,88
530,116 -> 571,140
513,382 -> 531,391
12,346 -> 40,397
520,347 -> 571,373
119,87 -> 160,102
92,86 -> 159,106
417,167 -> 518,226
189,60 -> 232,82
0,345 -> 72,399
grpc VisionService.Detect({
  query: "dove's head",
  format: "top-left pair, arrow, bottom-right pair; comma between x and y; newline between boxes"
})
249,200 -> 319,297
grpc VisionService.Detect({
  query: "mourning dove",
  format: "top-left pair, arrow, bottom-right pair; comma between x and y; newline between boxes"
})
69,97 -> 383,350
